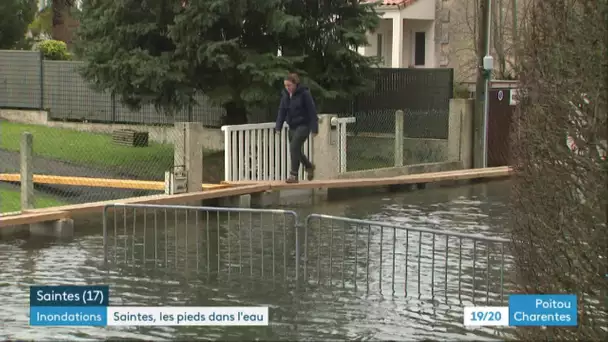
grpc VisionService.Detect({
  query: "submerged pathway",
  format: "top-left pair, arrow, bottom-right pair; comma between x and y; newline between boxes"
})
0,148 -> 156,205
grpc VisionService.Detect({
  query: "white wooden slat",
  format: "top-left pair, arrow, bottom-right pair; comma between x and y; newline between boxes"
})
223,128 -> 232,181
231,131 -> 238,181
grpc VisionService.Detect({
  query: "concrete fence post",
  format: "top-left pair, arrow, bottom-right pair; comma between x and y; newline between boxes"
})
20,132 -> 34,210
447,99 -> 475,169
174,122 -> 204,192
312,114 -> 340,180
394,110 -> 404,167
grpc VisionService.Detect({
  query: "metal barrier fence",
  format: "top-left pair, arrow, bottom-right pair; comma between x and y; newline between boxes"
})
0,50 -> 453,132
102,204 -> 511,304
102,204 -> 300,282
304,214 -> 510,305
0,50 -> 230,126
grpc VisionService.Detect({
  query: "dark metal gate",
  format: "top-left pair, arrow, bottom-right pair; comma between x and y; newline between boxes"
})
488,88 -> 517,166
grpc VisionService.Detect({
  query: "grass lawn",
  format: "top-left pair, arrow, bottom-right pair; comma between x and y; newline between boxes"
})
1,122 -> 224,182
0,188 -> 66,213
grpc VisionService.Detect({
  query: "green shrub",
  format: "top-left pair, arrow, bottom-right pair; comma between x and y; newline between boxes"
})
37,39 -> 71,60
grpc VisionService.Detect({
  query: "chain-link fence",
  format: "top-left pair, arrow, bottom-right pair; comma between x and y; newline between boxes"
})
322,68 -> 454,172
0,54 -> 454,213
511,0 -> 608,340
0,50 -> 233,214
0,50 -> 275,125
0,121 -> 230,214
344,108 -> 450,172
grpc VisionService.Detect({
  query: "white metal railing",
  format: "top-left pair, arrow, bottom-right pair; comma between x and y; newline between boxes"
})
222,117 -> 355,182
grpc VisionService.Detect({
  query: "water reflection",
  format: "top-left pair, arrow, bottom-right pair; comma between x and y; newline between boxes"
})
1,180 -> 514,340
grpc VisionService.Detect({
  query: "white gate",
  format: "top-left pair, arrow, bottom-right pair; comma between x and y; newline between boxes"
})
221,117 -> 355,182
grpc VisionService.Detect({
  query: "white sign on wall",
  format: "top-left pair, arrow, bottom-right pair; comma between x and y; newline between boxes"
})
509,89 -> 519,106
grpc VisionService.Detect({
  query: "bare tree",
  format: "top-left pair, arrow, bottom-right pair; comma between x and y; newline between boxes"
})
446,0 -> 480,83
511,0 -> 607,340
447,0 -> 533,82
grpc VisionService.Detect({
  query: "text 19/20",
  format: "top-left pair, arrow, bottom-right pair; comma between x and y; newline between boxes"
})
463,307 -> 509,326
471,311 -> 501,321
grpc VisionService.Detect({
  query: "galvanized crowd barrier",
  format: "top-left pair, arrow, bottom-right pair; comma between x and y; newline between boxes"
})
102,204 -> 299,282
102,204 -> 511,304
304,214 -> 510,305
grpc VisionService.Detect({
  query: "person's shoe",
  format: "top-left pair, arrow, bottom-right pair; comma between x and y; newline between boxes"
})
286,175 -> 299,183
306,165 -> 315,181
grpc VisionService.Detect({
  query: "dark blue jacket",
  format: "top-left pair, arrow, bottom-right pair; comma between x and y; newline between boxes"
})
275,85 -> 319,134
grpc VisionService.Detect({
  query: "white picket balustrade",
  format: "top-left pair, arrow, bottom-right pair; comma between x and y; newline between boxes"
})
222,117 -> 355,182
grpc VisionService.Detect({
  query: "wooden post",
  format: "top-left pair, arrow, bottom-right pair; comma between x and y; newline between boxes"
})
394,110 -> 404,167
20,132 -> 34,210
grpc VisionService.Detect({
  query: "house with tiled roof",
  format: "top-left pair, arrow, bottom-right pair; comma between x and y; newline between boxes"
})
359,0 -> 444,68
363,0 -> 520,84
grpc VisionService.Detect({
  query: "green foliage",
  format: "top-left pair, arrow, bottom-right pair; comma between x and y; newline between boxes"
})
13,36 -> 37,51
277,1 -> 381,101
29,6 -> 53,37
0,0 -> 38,49
75,0 -> 380,123
37,39 -> 71,60
75,0 -> 191,113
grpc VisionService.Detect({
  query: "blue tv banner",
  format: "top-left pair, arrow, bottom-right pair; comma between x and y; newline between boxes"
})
28,285 -> 270,327
30,306 -> 108,326
30,285 -> 109,306
30,306 -> 269,327
508,294 -> 577,326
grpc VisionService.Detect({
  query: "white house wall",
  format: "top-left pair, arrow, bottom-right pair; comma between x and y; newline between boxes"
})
404,19 -> 435,67
357,0 -> 437,68
398,0 -> 436,20
361,19 -> 435,67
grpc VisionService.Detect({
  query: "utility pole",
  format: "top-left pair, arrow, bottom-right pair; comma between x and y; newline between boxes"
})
474,0 -> 492,168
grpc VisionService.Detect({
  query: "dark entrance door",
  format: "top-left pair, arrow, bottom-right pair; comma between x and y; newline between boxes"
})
488,88 -> 516,166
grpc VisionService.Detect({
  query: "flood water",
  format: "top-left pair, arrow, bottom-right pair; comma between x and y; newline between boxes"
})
0,180 -> 514,341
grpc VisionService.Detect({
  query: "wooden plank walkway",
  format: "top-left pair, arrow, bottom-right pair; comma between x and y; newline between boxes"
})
0,184 -> 271,228
0,166 -> 512,228
0,211 -> 71,228
224,166 -> 513,189
0,173 -> 229,191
